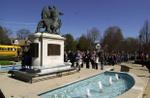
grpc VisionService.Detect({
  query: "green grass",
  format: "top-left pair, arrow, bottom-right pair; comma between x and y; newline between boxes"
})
0,56 -> 20,62
0,60 -> 14,65
0,56 -> 15,60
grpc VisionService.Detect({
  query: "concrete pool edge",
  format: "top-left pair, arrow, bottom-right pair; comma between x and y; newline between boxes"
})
0,65 -> 21,72
38,67 -> 113,97
117,72 -> 146,98
1,62 -> 149,98
39,69 -> 135,98
1,65 -> 147,98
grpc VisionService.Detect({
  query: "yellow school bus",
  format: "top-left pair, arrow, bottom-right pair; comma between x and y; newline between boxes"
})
0,45 -> 22,57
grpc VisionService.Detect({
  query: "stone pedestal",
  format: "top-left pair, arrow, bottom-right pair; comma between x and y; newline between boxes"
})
9,33 -> 76,82
31,32 -> 65,69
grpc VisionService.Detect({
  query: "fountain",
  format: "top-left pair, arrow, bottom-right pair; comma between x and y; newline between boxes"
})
98,81 -> 103,92
54,94 -> 58,98
63,90 -> 68,98
61,94 -> 64,98
64,90 -> 67,93
40,72 -> 135,98
86,88 -> 91,98
109,76 -> 113,85
115,74 -> 119,80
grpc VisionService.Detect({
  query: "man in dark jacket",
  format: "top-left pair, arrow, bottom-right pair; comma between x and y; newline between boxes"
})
68,50 -> 75,67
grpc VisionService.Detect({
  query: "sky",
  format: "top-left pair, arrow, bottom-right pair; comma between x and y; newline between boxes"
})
0,0 -> 150,39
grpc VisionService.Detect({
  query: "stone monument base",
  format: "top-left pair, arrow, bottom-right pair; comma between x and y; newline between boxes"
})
31,32 -> 65,68
9,64 -> 77,83
38,63 -> 71,75
8,32 -> 78,83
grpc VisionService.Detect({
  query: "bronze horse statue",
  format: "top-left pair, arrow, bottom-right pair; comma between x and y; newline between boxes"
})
36,6 -> 63,34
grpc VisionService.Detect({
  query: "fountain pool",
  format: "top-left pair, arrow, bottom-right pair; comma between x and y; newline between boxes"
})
0,65 -> 21,72
39,71 -> 135,98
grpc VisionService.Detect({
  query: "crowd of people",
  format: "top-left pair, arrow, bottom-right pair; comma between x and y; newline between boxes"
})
20,46 -> 150,74
64,50 -> 132,71
139,52 -> 150,74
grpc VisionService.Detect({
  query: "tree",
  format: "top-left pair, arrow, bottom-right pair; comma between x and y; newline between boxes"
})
139,20 -> 150,53
16,29 -> 31,40
86,27 -> 101,49
63,34 -> 77,51
122,37 -> 139,53
77,35 -> 91,51
102,26 -> 124,53
0,26 -> 11,44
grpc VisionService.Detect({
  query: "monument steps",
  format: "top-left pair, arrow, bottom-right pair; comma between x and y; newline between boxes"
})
32,69 -> 77,83
9,67 -> 78,83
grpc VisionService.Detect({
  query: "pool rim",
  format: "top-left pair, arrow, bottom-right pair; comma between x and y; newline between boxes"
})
0,65 -> 21,72
117,72 -> 146,98
39,71 -> 135,97
0,64 -> 21,68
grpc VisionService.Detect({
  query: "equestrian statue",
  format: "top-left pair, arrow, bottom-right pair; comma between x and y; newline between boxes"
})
36,6 -> 63,34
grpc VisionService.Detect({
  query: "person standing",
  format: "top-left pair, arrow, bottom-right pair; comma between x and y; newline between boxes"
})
111,55 -> 115,66
95,54 -> 99,69
85,50 -> 90,69
68,50 -> 75,67
91,51 -> 96,69
21,51 -> 26,70
64,51 -> 68,62
75,50 -> 82,71
99,53 -> 104,70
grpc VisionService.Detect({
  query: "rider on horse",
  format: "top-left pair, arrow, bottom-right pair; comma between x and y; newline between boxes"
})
36,6 -> 63,34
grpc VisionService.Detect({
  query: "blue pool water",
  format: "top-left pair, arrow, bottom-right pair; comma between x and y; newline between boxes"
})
40,72 -> 135,98
0,65 -> 21,71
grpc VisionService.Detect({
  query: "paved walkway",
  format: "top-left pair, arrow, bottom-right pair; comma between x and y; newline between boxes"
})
0,65 -> 113,98
143,79 -> 150,98
0,62 -> 149,98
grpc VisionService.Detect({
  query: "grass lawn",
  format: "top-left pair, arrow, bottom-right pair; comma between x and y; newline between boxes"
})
0,60 -> 14,65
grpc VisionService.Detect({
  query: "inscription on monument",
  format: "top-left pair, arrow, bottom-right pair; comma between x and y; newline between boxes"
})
48,44 -> 60,56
